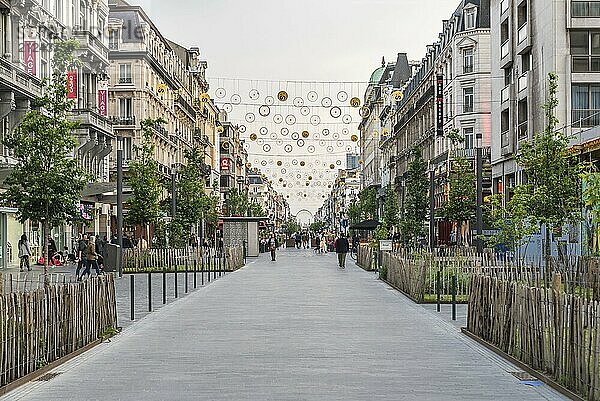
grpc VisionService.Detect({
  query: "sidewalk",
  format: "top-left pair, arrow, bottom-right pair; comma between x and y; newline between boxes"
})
2,249 -> 568,401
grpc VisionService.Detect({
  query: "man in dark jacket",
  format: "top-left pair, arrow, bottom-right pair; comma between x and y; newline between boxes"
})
334,234 -> 350,269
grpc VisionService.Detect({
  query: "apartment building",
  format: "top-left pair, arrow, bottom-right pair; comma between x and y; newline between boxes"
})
247,168 -> 289,229
381,0 -> 491,244
108,0 -> 205,173
220,116 -> 248,204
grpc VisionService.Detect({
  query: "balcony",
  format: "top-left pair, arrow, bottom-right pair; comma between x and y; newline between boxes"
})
572,109 -> 600,128
501,0 -> 509,14
72,29 -> 109,63
175,95 -> 197,119
0,57 -> 43,98
109,116 -> 136,127
517,23 -> 528,44
70,109 -> 113,135
118,77 -> 133,84
572,1 -> 600,17
500,39 -> 512,68
501,85 -> 510,104
572,56 -> 600,72
501,130 -> 510,148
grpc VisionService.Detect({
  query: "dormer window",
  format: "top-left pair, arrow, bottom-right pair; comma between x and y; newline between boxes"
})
465,8 -> 477,30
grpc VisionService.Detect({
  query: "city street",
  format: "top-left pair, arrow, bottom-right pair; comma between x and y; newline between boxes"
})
2,249 -> 567,401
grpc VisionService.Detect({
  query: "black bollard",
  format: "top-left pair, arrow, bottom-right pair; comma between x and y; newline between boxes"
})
148,272 -> 152,312
436,270 -> 441,313
194,259 -> 197,289
451,275 -> 457,321
130,275 -> 135,321
162,268 -> 166,305
201,253 -> 205,286
175,268 -> 179,299
185,259 -> 189,294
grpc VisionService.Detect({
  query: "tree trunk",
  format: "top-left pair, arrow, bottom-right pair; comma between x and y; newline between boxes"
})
42,220 -> 49,286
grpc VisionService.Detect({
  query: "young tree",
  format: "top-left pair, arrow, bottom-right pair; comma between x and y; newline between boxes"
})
382,184 -> 399,233
401,146 -> 429,244
348,200 -> 362,225
3,40 -> 88,280
126,118 -> 164,244
439,130 -> 476,246
226,188 -> 249,216
170,147 -> 207,246
359,187 -> 378,220
283,218 -> 301,237
248,201 -> 265,217
516,73 -> 587,263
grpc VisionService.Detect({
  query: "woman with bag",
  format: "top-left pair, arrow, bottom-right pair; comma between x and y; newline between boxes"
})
79,236 -> 102,280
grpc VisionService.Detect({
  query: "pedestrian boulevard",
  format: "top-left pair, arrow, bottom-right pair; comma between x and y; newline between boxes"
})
2,249 -> 567,401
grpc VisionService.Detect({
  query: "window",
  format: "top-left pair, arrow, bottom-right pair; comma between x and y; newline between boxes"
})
119,63 -> 132,84
54,0 -> 63,20
522,51 -> 532,71
119,97 -> 132,120
463,127 -> 474,149
463,87 -> 474,113
571,31 -> 600,71
463,48 -> 474,73
572,1 -> 600,17
79,1 -> 87,30
465,8 -> 477,29
109,29 -> 119,50
572,84 -> 600,126
118,137 -> 132,160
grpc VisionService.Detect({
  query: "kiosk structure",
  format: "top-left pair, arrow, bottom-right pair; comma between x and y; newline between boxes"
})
222,217 -> 266,257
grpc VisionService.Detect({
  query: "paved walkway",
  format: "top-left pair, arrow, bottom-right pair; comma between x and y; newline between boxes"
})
3,249 -> 567,401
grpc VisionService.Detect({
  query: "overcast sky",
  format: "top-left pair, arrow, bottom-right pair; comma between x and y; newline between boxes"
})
132,0 -> 458,81
129,0 -> 459,217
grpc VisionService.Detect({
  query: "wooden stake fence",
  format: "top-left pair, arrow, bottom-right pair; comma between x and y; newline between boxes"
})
0,275 -> 117,387
468,274 -> 600,400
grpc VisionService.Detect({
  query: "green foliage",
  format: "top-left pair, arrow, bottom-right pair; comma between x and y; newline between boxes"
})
382,184 -> 399,231
401,146 -> 429,243
226,188 -> 249,216
348,200 -> 362,225
309,221 -> 326,233
373,224 -> 389,242
3,40 -> 88,276
439,130 -> 476,239
583,172 -> 600,224
486,191 -> 537,253
358,187 -> 378,220
283,218 -> 301,237
126,118 -> 164,237
516,73 -> 585,230
248,201 -> 264,217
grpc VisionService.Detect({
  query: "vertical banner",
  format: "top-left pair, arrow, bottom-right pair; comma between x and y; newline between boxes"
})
98,81 -> 108,116
436,74 -> 444,136
23,41 -> 37,77
67,70 -> 78,99
221,158 -> 230,171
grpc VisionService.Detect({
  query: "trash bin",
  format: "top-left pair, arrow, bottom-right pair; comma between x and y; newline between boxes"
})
104,243 -> 121,272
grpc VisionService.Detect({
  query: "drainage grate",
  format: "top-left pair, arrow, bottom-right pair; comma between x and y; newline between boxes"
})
35,372 -> 62,382
510,371 -> 537,381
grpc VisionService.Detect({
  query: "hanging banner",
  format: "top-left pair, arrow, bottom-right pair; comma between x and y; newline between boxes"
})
436,74 -> 444,136
24,41 -> 37,76
97,81 -> 108,116
67,70 -> 78,99
220,158 -> 231,171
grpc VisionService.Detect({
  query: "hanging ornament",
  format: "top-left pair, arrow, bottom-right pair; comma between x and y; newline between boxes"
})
350,97 -> 361,107
330,106 -> 342,118
321,97 -> 332,108
277,91 -> 288,101
249,89 -> 260,100
250,133 -> 258,141
293,97 -> 304,107
307,91 -> 318,102
302,130 -> 310,139
215,88 -> 226,98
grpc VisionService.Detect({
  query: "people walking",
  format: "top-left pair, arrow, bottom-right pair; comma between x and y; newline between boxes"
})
269,236 -> 277,261
335,234 -> 350,269
18,234 -> 31,272
320,236 -> 327,254
80,236 -> 102,280
76,234 -> 88,279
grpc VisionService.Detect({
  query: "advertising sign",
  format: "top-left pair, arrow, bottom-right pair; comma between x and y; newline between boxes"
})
436,74 -> 444,136
67,70 -> 78,99
24,41 -> 37,76
98,81 -> 108,116
220,158 -> 231,171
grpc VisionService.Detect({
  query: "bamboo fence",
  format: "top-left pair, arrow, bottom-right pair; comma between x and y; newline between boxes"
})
468,274 -> 600,400
123,247 -> 245,273
0,273 -> 74,295
357,244 -> 374,271
0,275 -> 117,387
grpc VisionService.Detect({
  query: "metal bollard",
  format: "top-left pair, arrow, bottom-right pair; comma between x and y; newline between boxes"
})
175,268 -> 179,299
130,275 -> 135,321
451,275 -> 457,321
162,268 -> 166,305
148,272 -> 152,312
185,260 -> 189,294
436,270 -> 441,313
193,259 -> 197,289
201,253 -> 205,286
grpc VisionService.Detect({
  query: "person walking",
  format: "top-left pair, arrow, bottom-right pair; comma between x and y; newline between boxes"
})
18,234 -> 31,272
269,236 -> 277,261
335,234 -> 350,269
80,236 -> 102,280
76,234 -> 88,279
320,236 -> 327,254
